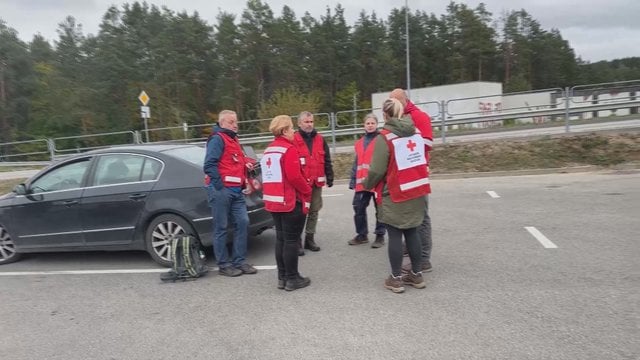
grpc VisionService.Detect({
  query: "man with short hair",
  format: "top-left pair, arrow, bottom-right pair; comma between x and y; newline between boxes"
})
293,111 -> 334,255
389,89 -> 435,272
204,110 -> 258,277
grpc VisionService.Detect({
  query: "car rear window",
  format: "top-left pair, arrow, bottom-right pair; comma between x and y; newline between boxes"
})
162,146 -> 205,166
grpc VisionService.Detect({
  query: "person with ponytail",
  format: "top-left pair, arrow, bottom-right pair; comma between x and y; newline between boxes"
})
361,98 -> 431,294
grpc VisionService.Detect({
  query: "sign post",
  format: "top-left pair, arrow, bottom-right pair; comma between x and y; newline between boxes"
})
138,91 -> 151,142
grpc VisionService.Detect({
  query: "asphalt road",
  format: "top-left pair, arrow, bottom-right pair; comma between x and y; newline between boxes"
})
1,170 -> 638,360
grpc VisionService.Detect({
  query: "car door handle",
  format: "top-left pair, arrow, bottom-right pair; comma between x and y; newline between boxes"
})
129,193 -> 147,200
63,200 -> 78,206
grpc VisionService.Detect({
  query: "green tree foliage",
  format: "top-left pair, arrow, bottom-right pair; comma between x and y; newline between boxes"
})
0,20 -> 36,141
0,1 -> 637,143
351,11 -> 394,96
304,5 -> 355,110
256,86 -> 321,132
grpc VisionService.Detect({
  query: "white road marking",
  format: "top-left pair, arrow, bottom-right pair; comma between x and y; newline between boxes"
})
487,191 -> 500,198
322,194 -> 344,197
0,265 -> 278,277
525,226 -> 558,249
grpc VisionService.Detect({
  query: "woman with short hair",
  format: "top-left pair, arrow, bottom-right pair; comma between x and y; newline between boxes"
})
260,115 -> 313,291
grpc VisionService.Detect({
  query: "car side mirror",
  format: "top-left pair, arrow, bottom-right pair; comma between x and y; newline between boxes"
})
13,184 -> 27,195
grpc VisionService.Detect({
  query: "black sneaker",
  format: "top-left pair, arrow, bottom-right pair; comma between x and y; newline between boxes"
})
219,266 -> 242,277
236,263 -> 258,274
277,279 -> 286,290
285,275 -> 311,291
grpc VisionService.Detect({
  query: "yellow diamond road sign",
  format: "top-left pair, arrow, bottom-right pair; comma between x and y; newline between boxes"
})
138,91 -> 150,106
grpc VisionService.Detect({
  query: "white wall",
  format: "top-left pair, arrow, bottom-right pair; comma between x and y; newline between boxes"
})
372,83 -> 636,128
371,82 -> 502,128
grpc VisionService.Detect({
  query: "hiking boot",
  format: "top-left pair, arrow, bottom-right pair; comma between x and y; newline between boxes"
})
284,275 -> 311,291
422,260 -> 433,273
402,271 -> 426,289
277,278 -> 286,290
236,263 -> 258,274
348,234 -> 369,245
304,233 -> 321,251
371,234 -> 385,248
219,266 -> 242,277
402,261 -> 433,274
384,275 -> 405,293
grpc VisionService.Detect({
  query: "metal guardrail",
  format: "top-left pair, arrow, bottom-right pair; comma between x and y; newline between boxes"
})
2,80 -> 640,162
0,139 -> 51,161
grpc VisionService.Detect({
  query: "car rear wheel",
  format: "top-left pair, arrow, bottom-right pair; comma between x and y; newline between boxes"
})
0,225 -> 22,265
145,214 -> 195,267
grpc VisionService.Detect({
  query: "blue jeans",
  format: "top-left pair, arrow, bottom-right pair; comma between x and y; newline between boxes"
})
352,191 -> 385,237
207,185 -> 249,268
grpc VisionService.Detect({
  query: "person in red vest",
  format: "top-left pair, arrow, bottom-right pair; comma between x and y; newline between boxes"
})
362,98 -> 431,294
390,88 -> 435,273
293,111 -> 334,255
203,110 -> 257,277
348,113 -> 386,248
260,115 -> 313,291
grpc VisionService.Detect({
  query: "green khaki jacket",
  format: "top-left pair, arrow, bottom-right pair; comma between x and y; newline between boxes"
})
361,117 -> 426,229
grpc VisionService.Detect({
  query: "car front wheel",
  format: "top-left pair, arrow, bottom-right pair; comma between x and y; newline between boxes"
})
0,225 -> 22,265
145,214 -> 195,267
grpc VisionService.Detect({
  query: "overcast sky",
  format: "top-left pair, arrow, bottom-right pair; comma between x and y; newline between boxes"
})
0,0 -> 638,62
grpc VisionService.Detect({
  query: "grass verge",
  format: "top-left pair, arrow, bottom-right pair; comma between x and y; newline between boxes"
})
331,131 -> 640,179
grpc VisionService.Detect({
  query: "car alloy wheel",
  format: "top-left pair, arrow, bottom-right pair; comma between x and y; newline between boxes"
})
0,225 -> 22,265
145,214 -> 194,267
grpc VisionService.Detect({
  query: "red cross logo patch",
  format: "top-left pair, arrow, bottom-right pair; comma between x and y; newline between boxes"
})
406,139 -> 417,152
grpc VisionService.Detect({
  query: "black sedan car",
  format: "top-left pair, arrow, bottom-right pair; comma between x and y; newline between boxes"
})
0,144 -> 273,266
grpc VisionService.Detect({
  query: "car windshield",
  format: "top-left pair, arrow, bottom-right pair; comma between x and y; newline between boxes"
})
162,146 -> 205,166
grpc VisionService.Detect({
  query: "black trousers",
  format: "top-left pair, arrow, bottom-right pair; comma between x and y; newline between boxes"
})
271,202 -> 307,280
386,224 -> 421,277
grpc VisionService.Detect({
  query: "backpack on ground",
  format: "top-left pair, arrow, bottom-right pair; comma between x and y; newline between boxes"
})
160,235 -> 209,282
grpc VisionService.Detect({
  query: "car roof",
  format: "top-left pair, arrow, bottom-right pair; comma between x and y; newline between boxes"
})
85,143 -> 203,155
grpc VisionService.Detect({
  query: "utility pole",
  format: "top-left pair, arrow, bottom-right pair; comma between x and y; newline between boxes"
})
405,0 -> 411,97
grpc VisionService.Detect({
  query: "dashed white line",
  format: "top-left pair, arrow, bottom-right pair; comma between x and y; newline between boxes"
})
525,226 -> 558,249
487,191 -> 500,198
0,265 -> 278,276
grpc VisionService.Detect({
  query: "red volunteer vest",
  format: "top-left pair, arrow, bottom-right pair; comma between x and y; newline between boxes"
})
260,141 -> 310,214
354,137 -> 383,199
378,129 -> 431,204
294,132 -> 326,187
207,132 -> 246,188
